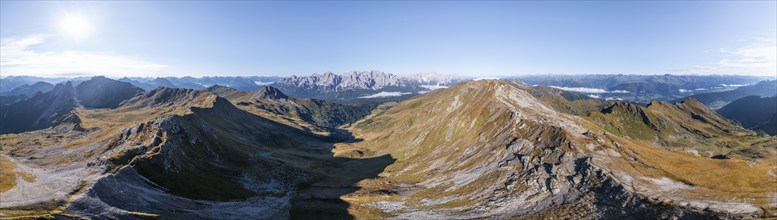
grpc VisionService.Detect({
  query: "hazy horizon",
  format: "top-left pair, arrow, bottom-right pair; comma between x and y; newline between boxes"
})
2,71 -> 777,80
2,1 -> 775,78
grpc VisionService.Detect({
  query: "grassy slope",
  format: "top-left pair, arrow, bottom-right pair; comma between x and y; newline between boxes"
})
0,87 -> 386,218
341,80 -> 777,218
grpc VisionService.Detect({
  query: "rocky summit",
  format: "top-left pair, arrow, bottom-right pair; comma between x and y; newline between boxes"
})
0,79 -> 775,219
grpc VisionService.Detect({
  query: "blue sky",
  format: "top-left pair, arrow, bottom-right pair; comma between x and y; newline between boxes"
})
1,1 -> 775,77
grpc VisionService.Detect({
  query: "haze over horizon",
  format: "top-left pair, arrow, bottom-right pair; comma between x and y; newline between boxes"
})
1,1 -> 776,78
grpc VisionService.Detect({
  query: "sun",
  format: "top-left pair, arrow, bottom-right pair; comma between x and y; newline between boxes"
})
59,13 -> 91,38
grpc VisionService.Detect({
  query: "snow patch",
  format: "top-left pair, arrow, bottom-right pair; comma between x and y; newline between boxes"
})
645,177 -> 694,190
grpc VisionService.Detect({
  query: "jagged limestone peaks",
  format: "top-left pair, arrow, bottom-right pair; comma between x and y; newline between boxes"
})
272,70 -> 468,100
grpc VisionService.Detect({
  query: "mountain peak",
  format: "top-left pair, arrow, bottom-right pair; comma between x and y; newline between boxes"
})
91,75 -> 109,80
0,81 -> 79,134
75,76 -> 144,108
51,81 -> 76,97
121,87 -> 217,110
678,96 -> 702,105
151,77 -> 176,88
202,85 -> 237,93
254,86 -> 288,100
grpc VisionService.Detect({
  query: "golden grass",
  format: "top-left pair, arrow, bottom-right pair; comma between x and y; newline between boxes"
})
0,157 -> 35,193
0,199 -> 64,219
608,136 -> 777,204
0,157 -> 18,192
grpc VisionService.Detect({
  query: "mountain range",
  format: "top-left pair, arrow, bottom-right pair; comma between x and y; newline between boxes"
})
0,82 -> 81,134
271,70 -> 469,100
201,85 -> 372,133
513,74 -> 771,103
672,80 -> 777,109
0,76 -> 774,219
117,76 -> 282,91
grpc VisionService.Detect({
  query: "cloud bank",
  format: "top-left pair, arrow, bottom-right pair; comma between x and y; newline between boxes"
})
672,38 -> 777,76
359,91 -> 412,98
1,35 -> 167,77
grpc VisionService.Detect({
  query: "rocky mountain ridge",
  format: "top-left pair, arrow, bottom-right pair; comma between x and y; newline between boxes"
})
202,85 -> 371,132
0,79 -> 774,219
337,80 -> 776,218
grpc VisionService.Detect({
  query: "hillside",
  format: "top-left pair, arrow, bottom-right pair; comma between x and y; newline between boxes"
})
202,85 -> 372,132
717,96 -> 777,135
337,80 -> 776,218
0,80 -> 774,219
0,77 -> 144,134
0,87 -> 387,218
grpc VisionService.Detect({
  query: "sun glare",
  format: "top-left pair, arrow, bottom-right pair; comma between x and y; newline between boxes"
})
59,13 -> 91,38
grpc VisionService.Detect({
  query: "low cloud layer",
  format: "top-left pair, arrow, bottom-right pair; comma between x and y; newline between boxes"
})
547,86 -> 631,94
359,91 -> 412,98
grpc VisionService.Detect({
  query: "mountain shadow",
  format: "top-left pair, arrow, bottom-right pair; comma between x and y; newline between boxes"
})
289,153 -> 395,220
717,96 -> 777,135
40,87 -> 397,219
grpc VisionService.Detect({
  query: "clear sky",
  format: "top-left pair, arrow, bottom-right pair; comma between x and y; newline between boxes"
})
1,1 -> 775,77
